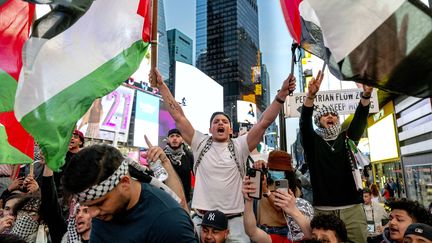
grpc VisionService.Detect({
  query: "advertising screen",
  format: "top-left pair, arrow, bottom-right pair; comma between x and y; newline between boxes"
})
237,100 -> 257,124
368,114 -> 399,162
77,85 -> 135,142
175,61 -> 223,133
133,90 -> 160,148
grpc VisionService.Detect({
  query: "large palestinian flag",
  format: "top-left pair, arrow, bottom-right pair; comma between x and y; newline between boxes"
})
0,0 -> 35,164
280,0 -> 432,98
15,0 -> 151,171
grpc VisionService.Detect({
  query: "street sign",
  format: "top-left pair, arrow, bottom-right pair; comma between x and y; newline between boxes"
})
284,88 -> 379,117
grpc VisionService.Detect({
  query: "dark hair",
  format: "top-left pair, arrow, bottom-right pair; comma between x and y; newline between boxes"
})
209,112 -> 232,127
62,144 -> 124,197
387,198 -> 432,225
310,214 -> 348,242
363,187 -> 371,195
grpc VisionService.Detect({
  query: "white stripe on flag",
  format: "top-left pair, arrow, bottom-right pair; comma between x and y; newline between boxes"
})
15,0 -> 144,120
306,0 -> 404,62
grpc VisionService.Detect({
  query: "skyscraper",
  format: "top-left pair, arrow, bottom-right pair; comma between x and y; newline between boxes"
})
167,29 -> 193,94
157,0 -> 170,80
196,0 -> 261,132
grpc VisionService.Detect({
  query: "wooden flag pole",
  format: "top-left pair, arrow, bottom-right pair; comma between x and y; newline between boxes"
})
150,0 -> 158,87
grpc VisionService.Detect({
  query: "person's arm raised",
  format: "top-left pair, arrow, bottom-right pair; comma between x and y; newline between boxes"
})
247,74 -> 296,152
303,71 -> 323,108
145,136 -> 189,212
151,68 -> 194,145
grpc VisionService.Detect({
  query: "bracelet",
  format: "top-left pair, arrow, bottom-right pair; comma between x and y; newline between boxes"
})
361,92 -> 371,99
263,191 -> 271,198
275,96 -> 285,104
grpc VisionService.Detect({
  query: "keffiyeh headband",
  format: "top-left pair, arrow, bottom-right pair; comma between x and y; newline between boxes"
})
75,159 -> 129,203
75,158 -> 181,204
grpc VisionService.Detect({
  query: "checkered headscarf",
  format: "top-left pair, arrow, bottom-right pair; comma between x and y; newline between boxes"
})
75,158 -> 181,204
313,106 -> 341,141
76,159 -> 129,203
66,203 -> 81,243
11,211 -> 39,241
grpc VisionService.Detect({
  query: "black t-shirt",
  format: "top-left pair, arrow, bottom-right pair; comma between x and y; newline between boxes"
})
90,182 -> 198,243
168,145 -> 194,202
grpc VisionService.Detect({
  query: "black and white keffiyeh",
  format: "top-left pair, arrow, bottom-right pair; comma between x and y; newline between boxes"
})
76,160 -> 129,203
66,203 -> 81,243
11,211 -> 39,241
164,145 -> 185,165
75,158 -> 181,204
313,106 -> 341,141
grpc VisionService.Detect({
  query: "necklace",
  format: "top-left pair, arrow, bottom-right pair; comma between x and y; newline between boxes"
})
325,140 -> 336,152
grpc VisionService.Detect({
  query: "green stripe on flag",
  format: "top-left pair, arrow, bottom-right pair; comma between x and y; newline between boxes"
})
21,40 -> 149,171
0,124 -> 32,163
0,69 -> 18,113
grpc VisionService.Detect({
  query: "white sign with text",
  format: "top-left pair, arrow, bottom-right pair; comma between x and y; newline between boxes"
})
284,89 -> 379,117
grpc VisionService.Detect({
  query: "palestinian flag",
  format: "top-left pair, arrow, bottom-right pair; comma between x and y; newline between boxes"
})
15,0 -> 151,171
0,0 -> 35,164
280,0 -> 432,98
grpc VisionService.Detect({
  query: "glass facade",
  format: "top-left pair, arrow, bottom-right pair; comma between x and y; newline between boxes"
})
196,0 -> 207,70
167,29 -> 193,95
196,0 -> 260,132
157,0 -> 170,81
403,153 -> 432,208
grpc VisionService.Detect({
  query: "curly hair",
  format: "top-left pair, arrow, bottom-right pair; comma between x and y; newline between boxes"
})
386,198 -> 432,225
310,214 -> 348,242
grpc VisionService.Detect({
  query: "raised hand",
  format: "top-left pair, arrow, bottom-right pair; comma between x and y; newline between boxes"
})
144,135 -> 168,163
281,74 -> 297,96
24,175 -> 39,193
7,177 -> 24,192
149,68 -> 164,88
307,70 -> 324,97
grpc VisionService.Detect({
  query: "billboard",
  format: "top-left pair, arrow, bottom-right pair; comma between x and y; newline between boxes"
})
77,85 -> 135,142
237,100 -> 257,124
158,99 -> 176,146
368,114 -> 399,163
175,61 -> 223,134
133,90 -> 160,148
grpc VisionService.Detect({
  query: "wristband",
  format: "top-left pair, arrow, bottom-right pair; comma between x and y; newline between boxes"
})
361,92 -> 371,99
263,191 -> 271,198
275,96 -> 285,104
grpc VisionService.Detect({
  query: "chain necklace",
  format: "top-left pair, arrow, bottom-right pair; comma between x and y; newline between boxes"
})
325,140 -> 336,152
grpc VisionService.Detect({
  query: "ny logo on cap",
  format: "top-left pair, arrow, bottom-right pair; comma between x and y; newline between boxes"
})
415,228 -> 424,233
208,213 -> 215,221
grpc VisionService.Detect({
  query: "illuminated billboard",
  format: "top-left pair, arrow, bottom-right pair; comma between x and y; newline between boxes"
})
133,90 -> 160,148
368,114 -> 399,162
237,100 -> 257,124
77,85 -> 135,142
175,61 -> 223,134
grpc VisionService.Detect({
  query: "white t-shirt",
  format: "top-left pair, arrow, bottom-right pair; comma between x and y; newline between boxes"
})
191,131 -> 250,214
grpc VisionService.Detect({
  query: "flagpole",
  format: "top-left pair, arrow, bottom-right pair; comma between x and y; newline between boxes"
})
150,0 -> 158,87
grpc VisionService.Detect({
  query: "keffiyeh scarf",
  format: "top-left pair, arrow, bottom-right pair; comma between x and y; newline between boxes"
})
164,145 -> 185,165
313,106 -> 341,141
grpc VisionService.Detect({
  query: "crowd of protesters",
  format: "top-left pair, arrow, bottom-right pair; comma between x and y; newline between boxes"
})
0,70 -> 431,243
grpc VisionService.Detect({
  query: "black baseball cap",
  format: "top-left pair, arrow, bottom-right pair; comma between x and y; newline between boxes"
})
167,128 -> 181,137
199,210 -> 228,230
404,223 -> 432,241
